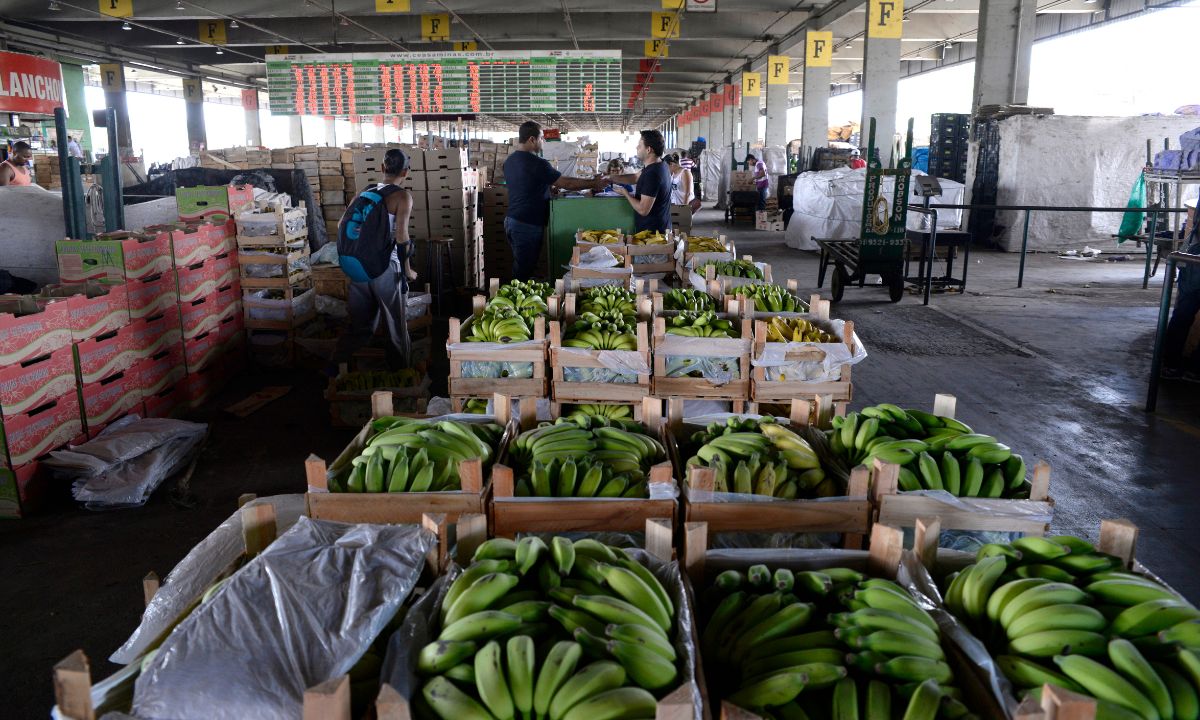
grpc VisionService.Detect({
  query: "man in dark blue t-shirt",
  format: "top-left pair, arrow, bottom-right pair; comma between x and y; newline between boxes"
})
503,121 -> 607,280
608,130 -> 672,233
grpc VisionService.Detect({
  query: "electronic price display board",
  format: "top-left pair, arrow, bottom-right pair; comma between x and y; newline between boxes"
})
267,50 -> 622,116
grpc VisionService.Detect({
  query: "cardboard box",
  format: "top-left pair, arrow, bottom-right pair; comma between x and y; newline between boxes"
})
214,285 -> 242,323
74,323 -> 140,384
128,312 -> 183,361
755,211 -> 785,232
56,231 -> 173,283
0,296 -> 72,367
183,330 -> 224,373
179,297 -> 221,340
176,184 -> 255,223
424,148 -> 468,170
38,282 -> 130,342
175,259 -> 217,304
426,190 -> 469,210
0,462 -> 36,518
126,275 -> 179,321
731,171 -> 756,191
413,170 -> 468,191
210,257 -> 240,294
0,346 -> 75,415
131,344 -> 187,399
167,224 -> 216,267
1,391 -> 83,468
80,371 -> 142,437
143,383 -> 188,419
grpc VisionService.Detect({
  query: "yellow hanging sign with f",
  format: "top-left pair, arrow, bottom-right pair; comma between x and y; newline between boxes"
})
742,72 -> 761,97
651,12 -> 681,38
422,14 -> 450,41
767,56 -> 789,85
868,0 -> 904,39
806,31 -> 833,67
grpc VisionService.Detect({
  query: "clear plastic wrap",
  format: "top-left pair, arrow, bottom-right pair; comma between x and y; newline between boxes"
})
314,294 -> 348,318
239,249 -> 310,278
557,346 -> 650,384
245,287 -> 315,322
753,318 -> 869,383
381,550 -> 702,720
656,334 -> 749,384
405,292 -> 432,321
884,490 -> 1054,552
575,245 -> 622,268
132,517 -> 435,720
632,253 -> 671,265
44,416 -> 209,510
459,360 -> 535,379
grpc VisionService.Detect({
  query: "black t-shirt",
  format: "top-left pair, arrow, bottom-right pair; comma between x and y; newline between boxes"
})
633,161 -> 673,233
504,150 -> 562,227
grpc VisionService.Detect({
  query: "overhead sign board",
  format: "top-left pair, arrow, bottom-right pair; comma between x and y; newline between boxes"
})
0,51 -> 66,116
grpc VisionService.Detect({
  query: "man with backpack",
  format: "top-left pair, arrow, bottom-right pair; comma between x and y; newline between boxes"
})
337,149 -> 418,368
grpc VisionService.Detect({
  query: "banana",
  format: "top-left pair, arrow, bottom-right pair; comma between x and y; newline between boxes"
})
507,636 -> 535,720
1053,553 -> 1123,575
1008,629 -> 1108,658
727,671 -> 809,709
417,639 -> 477,675
614,553 -> 674,620
874,656 -> 953,684
424,675 -> 494,720
533,641 -> 584,720
573,594 -> 666,637
1160,621 -> 1200,648
549,604 -> 607,637
607,623 -> 676,662
1087,579 -> 1179,607
939,452 -> 961,495
901,678 -> 942,720
474,538 -> 518,561
743,631 -> 840,663
1153,662 -> 1200,720
1005,604 -> 1108,640
855,587 -> 939,634
966,441 -> 1012,464
986,578 -> 1049,622
561,687 -> 657,720
962,457 -> 984,497
1055,654 -> 1161,720
944,433 -> 998,451
442,560 -> 514,623
840,608 -> 939,643
473,640 -> 515,720
702,591 -> 748,656
996,654 -> 1084,692
1110,638 -> 1174,720
916,452 -> 942,491
551,536 -> 577,576
606,637 -> 678,690
854,630 -> 945,660
962,555 -> 1008,622
999,582 -> 1088,629
867,679 -> 892,720
832,676 -> 859,720
439,610 -> 524,643
444,572 -> 521,626
732,603 -> 815,661
548,661 -> 627,720
515,536 -> 548,576
1113,600 -> 1200,637
1011,536 -> 1072,562
1015,564 -> 1077,583
595,564 -> 672,632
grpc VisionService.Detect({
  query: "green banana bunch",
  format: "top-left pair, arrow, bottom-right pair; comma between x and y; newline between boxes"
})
462,398 -> 489,414
579,285 -> 638,318
682,416 -> 834,499
496,279 -> 554,303
732,283 -> 807,313
664,311 -> 738,339
418,538 -> 678,720
468,305 -> 535,343
565,404 -> 635,422
662,288 -> 715,313
941,534 -> 1200,717
829,404 -> 1031,499
510,417 -> 667,498
701,564 -> 965,717
562,312 -> 638,351
697,259 -> 763,279
330,418 -> 503,493
334,368 -> 423,392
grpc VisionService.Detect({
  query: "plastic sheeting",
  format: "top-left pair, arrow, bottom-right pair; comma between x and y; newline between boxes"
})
382,549 -> 702,720
785,168 -> 965,251
44,416 -> 208,510
132,517 -> 435,720
752,318 -> 868,383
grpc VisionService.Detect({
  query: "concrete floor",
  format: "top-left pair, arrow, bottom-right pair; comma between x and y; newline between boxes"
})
3,208 -> 1198,718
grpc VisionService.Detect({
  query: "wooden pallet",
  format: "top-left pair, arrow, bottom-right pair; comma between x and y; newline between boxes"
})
651,311 -> 753,403
448,305 -> 547,400
306,391 -> 511,524
748,304 -> 856,405
549,320 -> 652,405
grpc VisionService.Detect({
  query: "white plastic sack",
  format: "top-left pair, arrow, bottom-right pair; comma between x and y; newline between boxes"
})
310,243 -> 339,264
785,167 -> 965,251
751,318 -> 868,382
315,294 -> 348,318
133,518 -> 435,720
576,245 -> 622,268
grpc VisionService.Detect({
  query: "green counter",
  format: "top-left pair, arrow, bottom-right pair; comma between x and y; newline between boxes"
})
546,196 -> 636,280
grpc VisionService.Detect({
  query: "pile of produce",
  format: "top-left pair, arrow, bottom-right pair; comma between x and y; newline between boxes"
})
334,369 -> 424,392
663,311 -> 739,339
579,285 -> 639,318
732,284 -> 807,313
700,563 -> 971,718
682,417 -> 835,498
462,398 -> 489,414
486,280 -> 554,326
579,229 -> 623,245
562,312 -> 638,351
685,236 -> 726,253
697,259 -> 763,280
508,414 -> 668,498
660,288 -> 715,312
415,537 -> 681,720
330,417 -> 503,493
941,536 -> 1200,719
467,306 -> 538,343
629,230 -> 670,245
829,405 -> 1032,499
562,403 -> 636,421
764,317 -> 839,344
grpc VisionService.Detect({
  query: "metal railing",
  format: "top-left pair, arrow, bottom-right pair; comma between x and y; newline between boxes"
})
1146,251 -> 1200,412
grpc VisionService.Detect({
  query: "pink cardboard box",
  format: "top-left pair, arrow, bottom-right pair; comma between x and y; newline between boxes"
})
170,224 -> 216,267
74,323 -> 140,384
129,346 -> 186,399
127,275 -> 179,321
179,297 -> 220,340
80,371 -> 142,437
1,392 -> 83,468
175,258 -> 218,304
183,330 -> 223,373
56,230 -> 173,283
127,313 -> 183,361
143,384 -> 187,419
0,346 -> 75,415
39,282 -> 131,342
0,296 -> 72,367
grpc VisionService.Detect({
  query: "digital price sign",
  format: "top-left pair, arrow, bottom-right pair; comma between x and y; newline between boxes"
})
266,50 -> 622,116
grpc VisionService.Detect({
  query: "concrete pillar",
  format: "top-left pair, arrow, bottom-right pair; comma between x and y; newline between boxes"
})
860,11 -> 901,165
324,117 -> 337,146
741,69 -> 760,147
801,32 -> 832,155
972,0 -> 1036,112
288,116 -> 304,146
242,90 -> 262,147
729,82 -> 742,147
350,119 -> 363,144
99,63 -> 132,154
708,91 -> 726,159
183,78 -> 206,153
764,50 -> 789,150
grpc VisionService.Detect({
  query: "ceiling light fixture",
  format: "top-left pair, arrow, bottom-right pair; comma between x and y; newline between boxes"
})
176,1 -> 185,9
122,21 -> 132,30
340,16 -> 350,26
48,0 -> 61,9
215,47 -> 224,54
176,37 -> 186,45
229,19 -> 239,28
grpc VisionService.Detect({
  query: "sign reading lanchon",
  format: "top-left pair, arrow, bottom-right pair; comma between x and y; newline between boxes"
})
0,51 -> 65,116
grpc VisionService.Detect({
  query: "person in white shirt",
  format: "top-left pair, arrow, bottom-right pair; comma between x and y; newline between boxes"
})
66,136 -> 84,160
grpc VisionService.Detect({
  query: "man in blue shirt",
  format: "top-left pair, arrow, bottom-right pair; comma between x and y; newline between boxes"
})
503,121 -> 607,280
607,130 -> 672,233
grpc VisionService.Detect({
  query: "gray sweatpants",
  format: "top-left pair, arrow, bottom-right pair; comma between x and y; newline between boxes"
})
340,248 -> 411,369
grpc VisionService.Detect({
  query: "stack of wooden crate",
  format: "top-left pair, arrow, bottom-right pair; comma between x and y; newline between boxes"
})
235,204 -> 314,366
201,147 -> 272,170
33,155 -> 61,189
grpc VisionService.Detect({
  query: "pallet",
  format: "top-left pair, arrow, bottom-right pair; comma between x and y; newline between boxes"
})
305,391 -> 511,524
868,393 -> 1055,536
748,302 -> 856,405
651,311 -> 753,402
447,308 -> 547,400
549,320 -> 652,405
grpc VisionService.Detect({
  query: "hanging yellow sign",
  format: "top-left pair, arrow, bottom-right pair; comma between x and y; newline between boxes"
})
868,0 -> 904,39
742,72 -> 761,97
199,20 -> 227,45
661,0 -> 685,7
645,40 -> 669,58
375,0 -> 411,11
182,78 -> 203,104
99,0 -> 132,19
422,14 -> 451,41
454,41 -> 478,51
767,56 -> 789,85
806,31 -> 833,67
265,45 -> 289,56
99,64 -> 124,92
651,12 -> 681,39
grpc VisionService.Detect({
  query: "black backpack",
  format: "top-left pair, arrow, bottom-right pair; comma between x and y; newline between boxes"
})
338,184 -> 402,282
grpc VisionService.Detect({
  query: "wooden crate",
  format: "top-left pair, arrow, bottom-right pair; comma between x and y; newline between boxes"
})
447,307 -> 547,401
626,241 -> 678,275
869,392 -> 1054,536
242,286 -> 317,331
325,365 -> 430,427
569,245 -> 634,282
719,279 -> 813,316
310,263 -> 349,300
237,245 -> 312,290
685,254 -> 772,293
651,312 -> 753,403
235,204 -> 308,246
574,228 -> 627,251
748,301 -> 856,405
549,319 -> 651,405
306,390 -> 512,524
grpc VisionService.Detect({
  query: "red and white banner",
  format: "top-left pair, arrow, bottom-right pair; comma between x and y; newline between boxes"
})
0,51 -> 65,116
240,89 -> 259,111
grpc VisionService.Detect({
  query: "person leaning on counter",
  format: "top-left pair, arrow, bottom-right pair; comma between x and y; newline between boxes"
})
503,121 -> 608,281
605,130 -> 673,234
